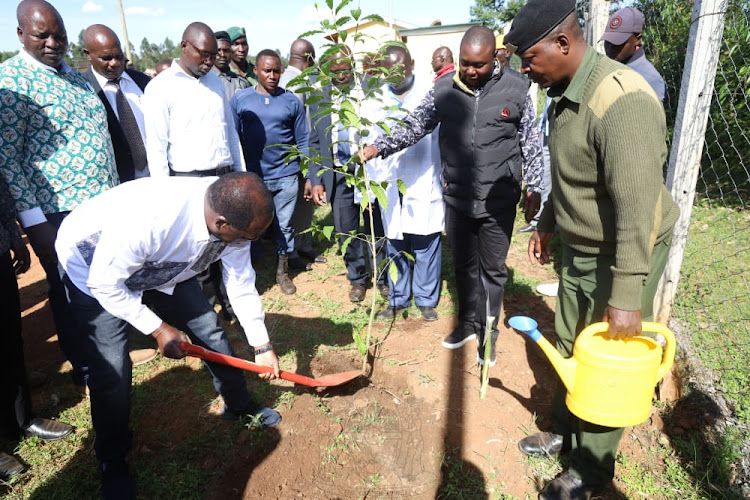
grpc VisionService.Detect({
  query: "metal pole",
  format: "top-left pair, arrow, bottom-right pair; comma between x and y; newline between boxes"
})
654,0 -> 728,323
116,0 -> 134,65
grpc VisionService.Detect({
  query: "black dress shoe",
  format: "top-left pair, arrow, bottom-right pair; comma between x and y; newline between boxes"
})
288,256 -> 311,271
418,305 -> 438,321
349,284 -> 367,303
539,471 -> 593,500
518,432 -> 563,457
517,223 -> 536,234
376,306 -> 405,320
299,249 -> 327,263
0,452 -> 26,481
23,417 -> 74,441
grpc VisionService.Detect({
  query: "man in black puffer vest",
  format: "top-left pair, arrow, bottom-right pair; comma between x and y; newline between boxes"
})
362,26 -> 543,365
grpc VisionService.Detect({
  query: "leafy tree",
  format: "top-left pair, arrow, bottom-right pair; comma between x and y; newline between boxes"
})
469,0 -> 524,30
0,51 -> 19,64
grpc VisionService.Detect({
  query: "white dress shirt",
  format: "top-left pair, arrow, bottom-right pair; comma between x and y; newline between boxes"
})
362,79 -> 444,239
91,68 -> 150,179
142,61 -> 243,176
55,177 -> 269,346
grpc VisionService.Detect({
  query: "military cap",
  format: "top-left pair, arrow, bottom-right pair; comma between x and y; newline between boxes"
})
505,0 -> 576,55
226,26 -> 246,42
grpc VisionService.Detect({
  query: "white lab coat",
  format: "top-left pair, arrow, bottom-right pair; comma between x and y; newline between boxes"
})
362,79 -> 444,240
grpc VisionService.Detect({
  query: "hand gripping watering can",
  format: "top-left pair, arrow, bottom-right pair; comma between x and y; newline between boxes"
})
508,316 -> 676,428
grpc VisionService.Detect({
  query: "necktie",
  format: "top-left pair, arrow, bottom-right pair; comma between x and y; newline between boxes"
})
109,78 -> 147,171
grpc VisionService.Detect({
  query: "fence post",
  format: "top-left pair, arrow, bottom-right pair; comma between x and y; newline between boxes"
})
654,0 -> 728,323
585,0 -> 611,53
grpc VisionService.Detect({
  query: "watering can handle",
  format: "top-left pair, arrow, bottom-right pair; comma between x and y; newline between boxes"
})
577,322 -> 676,381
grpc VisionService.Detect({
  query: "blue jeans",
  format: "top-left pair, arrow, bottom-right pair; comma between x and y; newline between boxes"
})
63,275 -> 257,464
264,174 -> 298,255
386,232 -> 442,309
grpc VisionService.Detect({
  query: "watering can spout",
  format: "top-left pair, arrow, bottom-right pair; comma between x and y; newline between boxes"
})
508,316 -> 577,394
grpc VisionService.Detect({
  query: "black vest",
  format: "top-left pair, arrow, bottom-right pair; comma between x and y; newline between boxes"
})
434,68 -> 529,217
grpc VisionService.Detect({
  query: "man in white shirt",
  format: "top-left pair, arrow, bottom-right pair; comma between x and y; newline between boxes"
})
56,172 -> 280,498
84,24 -> 151,182
365,46 -> 444,322
142,22 -> 243,177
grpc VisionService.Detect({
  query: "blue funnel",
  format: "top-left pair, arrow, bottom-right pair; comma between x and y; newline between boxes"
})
508,316 -> 542,342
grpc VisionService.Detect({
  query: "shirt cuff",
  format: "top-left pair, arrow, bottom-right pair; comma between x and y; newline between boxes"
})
17,208 -> 47,228
608,271 -> 645,312
130,308 -> 164,336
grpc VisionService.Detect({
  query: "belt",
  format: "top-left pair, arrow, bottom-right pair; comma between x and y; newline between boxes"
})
169,166 -> 232,177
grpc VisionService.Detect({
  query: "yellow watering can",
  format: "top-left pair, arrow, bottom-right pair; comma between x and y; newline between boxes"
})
508,316 -> 676,428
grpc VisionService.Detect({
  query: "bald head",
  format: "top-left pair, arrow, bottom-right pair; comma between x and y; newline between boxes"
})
206,172 -> 274,242
83,24 -> 126,80
461,26 -> 496,52
288,39 -> 315,70
179,22 -> 217,78
431,46 -> 453,73
458,26 -> 497,89
17,0 -> 67,70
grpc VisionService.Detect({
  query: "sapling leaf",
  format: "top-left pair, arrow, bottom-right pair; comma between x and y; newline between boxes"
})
388,261 -> 399,287
322,225 -> 334,240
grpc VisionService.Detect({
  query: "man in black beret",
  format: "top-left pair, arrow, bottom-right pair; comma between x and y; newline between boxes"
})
505,1 -> 679,499
212,30 -> 250,101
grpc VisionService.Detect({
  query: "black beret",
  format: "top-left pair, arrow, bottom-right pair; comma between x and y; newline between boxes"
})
505,0 -> 576,55
214,30 -> 231,42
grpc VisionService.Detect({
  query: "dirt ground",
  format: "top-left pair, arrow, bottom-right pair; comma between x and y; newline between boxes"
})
17,238 -> 664,499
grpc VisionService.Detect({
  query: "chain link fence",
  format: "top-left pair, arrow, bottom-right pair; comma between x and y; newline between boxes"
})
575,0 -> 749,494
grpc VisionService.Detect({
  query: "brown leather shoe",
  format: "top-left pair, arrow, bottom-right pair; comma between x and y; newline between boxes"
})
539,471 -> 593,500
0,452 -> 26,480
518,432 -> 563,457
129,348 -> 158,366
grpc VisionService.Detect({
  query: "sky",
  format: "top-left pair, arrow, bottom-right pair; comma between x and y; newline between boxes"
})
1,0 -> 476,56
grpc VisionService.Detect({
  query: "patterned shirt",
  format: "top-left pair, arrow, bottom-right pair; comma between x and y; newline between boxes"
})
0,51 -> 118,228
374,69 -> 544,193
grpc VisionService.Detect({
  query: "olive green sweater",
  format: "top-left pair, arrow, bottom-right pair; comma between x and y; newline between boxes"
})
537,47 -> 679,311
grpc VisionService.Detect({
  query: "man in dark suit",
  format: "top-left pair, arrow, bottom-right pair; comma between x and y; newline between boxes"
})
307,47 -> 388,303
84,24 -> 151,182
83,24 -> 157,366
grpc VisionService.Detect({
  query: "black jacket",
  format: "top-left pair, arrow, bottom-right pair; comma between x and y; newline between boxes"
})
434,68 -> 529,217
85,68 -> 151,182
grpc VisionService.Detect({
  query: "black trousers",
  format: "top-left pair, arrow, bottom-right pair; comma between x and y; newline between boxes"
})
445,205 -> 515,339
330,172 -> 386,286
0,251 -> 32,437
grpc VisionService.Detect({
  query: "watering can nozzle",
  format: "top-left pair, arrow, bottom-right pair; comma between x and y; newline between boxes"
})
508,316 -> 542,341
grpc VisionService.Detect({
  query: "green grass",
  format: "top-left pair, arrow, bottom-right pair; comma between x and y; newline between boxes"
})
672,204 -> 749,432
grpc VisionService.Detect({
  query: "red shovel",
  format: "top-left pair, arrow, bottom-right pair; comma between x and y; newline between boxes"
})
179,342 -> 362,388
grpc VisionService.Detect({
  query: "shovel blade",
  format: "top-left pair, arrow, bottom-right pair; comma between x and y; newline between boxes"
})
306,371 -> 362,387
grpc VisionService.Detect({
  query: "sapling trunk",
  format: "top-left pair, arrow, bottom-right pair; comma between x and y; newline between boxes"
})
479,315 -> 495,399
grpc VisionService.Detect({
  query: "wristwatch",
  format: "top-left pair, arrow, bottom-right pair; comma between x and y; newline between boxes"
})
254,344 -> 274,355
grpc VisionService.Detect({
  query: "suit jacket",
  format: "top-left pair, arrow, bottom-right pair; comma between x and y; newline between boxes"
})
85,68 -> 151,182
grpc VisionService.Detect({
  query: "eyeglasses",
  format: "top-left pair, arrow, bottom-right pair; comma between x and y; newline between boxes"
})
186,41 -> 217,61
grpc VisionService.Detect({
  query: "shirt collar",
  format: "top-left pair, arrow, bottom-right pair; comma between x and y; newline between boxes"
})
625,47 -> 645,65
549,46 -> 600,104
18,47 -> 72,74
92,67 -> 135,87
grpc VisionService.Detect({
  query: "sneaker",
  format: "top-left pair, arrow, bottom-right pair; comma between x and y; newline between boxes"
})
101,460 -> 136,500
477,330 -> 498,367
349,284 -> 367,303
441,327 -> 477,349
418,306 -> 438,322
536,281 -> 560,297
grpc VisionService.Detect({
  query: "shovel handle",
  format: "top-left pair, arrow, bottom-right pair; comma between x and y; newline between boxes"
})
179,342 -> 320,386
